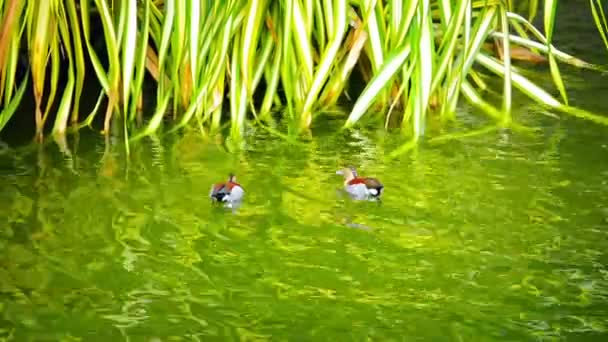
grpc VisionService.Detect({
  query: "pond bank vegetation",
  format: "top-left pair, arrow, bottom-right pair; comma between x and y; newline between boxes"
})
0,0 -> 607,157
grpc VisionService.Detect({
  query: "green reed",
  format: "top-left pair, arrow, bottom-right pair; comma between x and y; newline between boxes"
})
0,0 -> 607,152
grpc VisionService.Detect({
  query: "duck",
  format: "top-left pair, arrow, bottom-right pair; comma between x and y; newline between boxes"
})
336,166 -> 384,201
209,173 -> 245,208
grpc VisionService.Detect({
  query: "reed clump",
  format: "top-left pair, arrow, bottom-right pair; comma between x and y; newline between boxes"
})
0,0 -> 607,151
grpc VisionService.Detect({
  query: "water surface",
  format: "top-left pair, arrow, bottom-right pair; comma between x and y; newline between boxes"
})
1,103 -> 608,341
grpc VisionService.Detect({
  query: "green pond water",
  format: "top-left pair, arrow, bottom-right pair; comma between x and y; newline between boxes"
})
1,99 -> 608,341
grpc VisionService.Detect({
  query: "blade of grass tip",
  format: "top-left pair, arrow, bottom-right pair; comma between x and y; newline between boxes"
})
128,0 -> 150,120
476,53 -> 561,106
167,83 -> 207,134
345,41 -> 412,127
499,5 -> 512,124
41,28 -> 60,128
80,0 -> 110,93
544,0 -> 568,105
94,0 -> 121,134
589,0 -> 608,51
51,1 -> 75,136
468,69 -> 489,91
460,80 -> 503,121
130,86 -> 173,142
507,15 -> 534,45
505,12 -> 550,44
560,104 -> 608,126
475,53 -> 608,125
0,70 -> 29,132
65,0 -> 85,124
490,31 -> 602,71
300,0 -> 346,129
51,69 -> 75,136
121,0 -> 137,115
252,33 -> 274,92
71,90 -> 105,131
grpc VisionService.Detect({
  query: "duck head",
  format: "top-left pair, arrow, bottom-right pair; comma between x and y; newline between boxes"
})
336,166 -> 359,184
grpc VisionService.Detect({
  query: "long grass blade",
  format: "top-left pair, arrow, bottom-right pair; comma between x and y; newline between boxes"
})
65,0 -> 85,124
589,0 -> 608,51
122,0 -> 138,114
0,70 -> 29,132
300,0 -> 346,128
345,42 -> 412,127
543,0 -> 569,105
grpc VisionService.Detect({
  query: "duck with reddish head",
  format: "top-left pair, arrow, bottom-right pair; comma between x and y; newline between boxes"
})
336,166 -> 384,201
209,173 -> 245,208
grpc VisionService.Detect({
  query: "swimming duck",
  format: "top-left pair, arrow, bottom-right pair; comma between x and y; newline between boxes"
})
209,173 -> 244,208
336,166 -> 384,201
